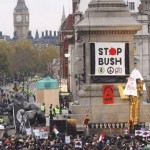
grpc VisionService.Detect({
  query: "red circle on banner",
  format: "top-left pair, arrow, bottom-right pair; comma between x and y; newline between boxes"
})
109,48 -> 116,55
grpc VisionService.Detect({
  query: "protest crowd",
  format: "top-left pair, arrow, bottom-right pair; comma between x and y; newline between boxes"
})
1,131 -> 150,150
0,81 -> 150,149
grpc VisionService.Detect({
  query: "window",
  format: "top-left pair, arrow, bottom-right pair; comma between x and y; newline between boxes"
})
145,2 -> 148,10
148,24 -> 150,33
128,2 -> 135,10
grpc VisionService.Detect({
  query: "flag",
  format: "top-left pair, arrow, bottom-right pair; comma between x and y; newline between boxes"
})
142,131 -> 150,137
13,101 -> 30,134
123,128 -> 129,135
52,124 -> 59,135
99,132 -> 105,141
135,130 -> 150,137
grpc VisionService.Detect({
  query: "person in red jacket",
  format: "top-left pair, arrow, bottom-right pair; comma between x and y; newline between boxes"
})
83,115 -> 90,128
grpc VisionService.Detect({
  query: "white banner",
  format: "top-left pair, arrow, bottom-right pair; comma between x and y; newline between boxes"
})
123,69 -> 144,96
33,129 -> 48,139
26,128 -> 32,135
65,136 -> 71,144
39,131 -> 48,139
123,76 -> 137,96
74,140 -> 82,148
95,42 -> 125,76
135,130 -> 150,137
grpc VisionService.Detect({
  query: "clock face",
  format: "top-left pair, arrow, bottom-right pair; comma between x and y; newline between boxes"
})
16,15 -> 22,22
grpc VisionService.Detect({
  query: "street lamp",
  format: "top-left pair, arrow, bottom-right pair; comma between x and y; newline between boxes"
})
20,73 -> 25,94
74,74 -> 84,91
26,83 -> 29,101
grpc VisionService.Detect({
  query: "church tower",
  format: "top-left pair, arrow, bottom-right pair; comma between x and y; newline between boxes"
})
61,6 -> 66,25
13,0 -> 29,39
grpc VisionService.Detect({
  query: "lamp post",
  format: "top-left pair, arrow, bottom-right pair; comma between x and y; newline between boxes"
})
26,83 -> 29,101
21,73 -> 25,94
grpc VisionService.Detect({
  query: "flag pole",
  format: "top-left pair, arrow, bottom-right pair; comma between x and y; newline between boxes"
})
13,103 -> 17,134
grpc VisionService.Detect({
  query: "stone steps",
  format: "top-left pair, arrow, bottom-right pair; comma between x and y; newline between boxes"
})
70,103 -> 150,124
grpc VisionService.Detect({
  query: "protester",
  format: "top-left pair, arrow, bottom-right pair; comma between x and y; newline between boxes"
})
0,116 -> 4,124
2,130 -> 9,139
0,132 -> 150,150
1,77 -> 150,150
83,115 -> 90,128
49,104 -> 55,119
40,103 -> 45,114
55,105 -> 60,119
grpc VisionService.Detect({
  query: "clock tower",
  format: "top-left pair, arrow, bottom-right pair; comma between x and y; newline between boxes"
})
13,0 -> 29,39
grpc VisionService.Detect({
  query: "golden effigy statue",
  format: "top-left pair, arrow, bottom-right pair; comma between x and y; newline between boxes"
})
129,79 -> 144,127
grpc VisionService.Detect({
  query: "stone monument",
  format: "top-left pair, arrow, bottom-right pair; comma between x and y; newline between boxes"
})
70,0 -> 144,128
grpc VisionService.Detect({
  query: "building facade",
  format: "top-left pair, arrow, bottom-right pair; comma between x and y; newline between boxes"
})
59,0 -> 79,88
124,0 -> 141,12
62,0 -> 150,128
77,0 -> 141,14
70,0 -> 150,92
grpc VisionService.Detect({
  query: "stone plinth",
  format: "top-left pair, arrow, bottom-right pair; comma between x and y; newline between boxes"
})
70,0 -> 142,130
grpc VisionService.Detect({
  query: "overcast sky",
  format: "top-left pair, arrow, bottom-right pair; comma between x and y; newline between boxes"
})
0,0 -> 72,38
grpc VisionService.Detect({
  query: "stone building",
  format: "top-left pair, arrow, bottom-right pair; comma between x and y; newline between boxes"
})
60,14 -> 74,80
12,0 -> 59,46
124,0 -> 141,12
59,0 -> 79,84
76,0 -> 150,79
77,0 -> 141,13
134,0 -> 150,80
13,0 -> 29,39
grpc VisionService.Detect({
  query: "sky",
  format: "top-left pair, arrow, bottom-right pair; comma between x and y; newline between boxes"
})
0,0 -> 72,38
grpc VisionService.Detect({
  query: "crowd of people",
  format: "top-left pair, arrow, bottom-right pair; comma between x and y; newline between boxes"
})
1,81 -> 150,149
0,89 -> 11,115
1,130 -> 150,149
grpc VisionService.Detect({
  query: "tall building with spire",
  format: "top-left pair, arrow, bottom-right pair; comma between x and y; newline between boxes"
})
12,0 -> 59,46
61,6 -> 66,25
13,0 -> 29,39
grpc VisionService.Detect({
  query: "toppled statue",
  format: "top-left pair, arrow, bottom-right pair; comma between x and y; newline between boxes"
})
129,79 -> 144,126
123,69 -> 145,130
6,93 -> 46,127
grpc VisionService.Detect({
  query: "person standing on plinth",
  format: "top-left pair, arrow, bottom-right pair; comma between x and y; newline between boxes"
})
83,115 -> 90,128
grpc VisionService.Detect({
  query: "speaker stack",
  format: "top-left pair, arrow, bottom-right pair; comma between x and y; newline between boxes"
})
50,119 -> 76,135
